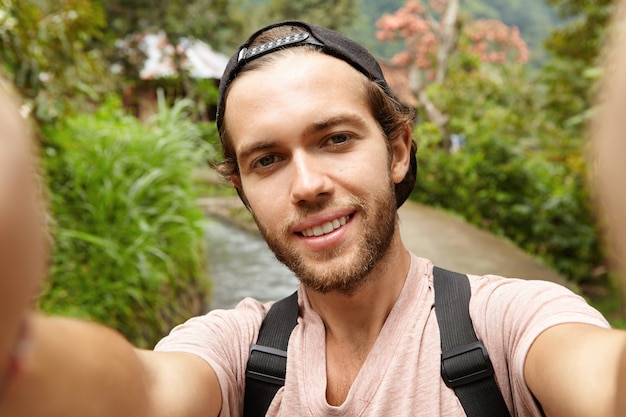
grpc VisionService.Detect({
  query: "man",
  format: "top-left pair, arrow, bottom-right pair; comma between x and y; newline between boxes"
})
1,20 -> 626,417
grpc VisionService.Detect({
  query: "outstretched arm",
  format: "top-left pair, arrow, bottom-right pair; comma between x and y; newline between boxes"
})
524,323 -> 626,417
0,77 -> 222,417
0,314 -> 222,417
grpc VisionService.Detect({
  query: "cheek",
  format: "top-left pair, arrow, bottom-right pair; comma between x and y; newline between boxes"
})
244,183 -> 284,227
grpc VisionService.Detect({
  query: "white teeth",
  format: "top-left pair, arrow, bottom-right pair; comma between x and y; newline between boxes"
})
302,216 -> 348,237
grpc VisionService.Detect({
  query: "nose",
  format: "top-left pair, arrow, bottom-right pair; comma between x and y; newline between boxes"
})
290,152 -> 332,205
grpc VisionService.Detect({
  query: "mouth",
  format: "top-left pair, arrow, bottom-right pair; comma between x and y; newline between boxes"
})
299,215 -> 351,237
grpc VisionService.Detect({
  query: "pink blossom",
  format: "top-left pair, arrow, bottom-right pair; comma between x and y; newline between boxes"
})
375,0 -> 530,83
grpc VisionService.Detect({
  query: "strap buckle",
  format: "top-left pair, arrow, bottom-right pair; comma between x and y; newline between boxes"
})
441,341 -> 494,388
245,344 -> 288,386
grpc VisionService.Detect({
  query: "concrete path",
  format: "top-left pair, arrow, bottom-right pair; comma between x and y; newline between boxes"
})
398,200 -> 569,286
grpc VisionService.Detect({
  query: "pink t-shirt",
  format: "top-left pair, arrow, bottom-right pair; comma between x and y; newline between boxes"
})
155,254 -> 609,416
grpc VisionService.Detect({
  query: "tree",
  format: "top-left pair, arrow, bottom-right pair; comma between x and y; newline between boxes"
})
264,0 -> 358,31
88,0 -> 250,121
0,0 -> 109,122
97,0 -> 248,53
462,0 -> 558,67
541,0 -> 616,130
376,0 -> 529,139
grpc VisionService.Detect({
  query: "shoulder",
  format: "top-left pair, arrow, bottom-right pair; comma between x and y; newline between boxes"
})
469,274 -> 602,316
467,273 -> 609,385
466,274 -> 609,414
467,273 -> 608,331
152,297 -> 275,416
154,297 -> 272,357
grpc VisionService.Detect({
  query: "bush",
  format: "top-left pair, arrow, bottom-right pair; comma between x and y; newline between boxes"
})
413,121 -> 604,285
409,60 -> 607,288
41,94 -> 213,347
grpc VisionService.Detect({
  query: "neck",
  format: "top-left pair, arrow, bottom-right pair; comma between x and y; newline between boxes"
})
305,234 -> 411,341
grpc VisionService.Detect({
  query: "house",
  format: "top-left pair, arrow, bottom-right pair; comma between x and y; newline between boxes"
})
117,32 -> 418,122
118,31 -> 229,121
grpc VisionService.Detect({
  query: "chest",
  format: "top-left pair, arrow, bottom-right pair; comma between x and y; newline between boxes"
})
277,313 -> 464,416
324,337 -> 372,406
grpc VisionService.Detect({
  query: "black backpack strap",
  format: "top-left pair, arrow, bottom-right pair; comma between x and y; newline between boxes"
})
243,290 -> 299,417
433,266 -> 511,417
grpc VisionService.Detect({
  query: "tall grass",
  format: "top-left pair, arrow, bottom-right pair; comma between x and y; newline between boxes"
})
41,93 -> 212,347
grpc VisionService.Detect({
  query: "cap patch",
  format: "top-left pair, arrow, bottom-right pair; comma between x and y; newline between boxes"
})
237,32 -> 324,63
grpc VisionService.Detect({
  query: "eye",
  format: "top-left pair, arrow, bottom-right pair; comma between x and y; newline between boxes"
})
253,154 -> 281,169
326,133 -> 352,146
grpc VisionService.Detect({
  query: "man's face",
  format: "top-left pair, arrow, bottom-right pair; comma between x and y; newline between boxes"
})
0,93 -> 44,382
224,53 -> 409,294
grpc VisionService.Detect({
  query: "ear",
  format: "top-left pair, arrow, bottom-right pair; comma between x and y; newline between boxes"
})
230,174 -> 242,190
390,125 -> 413,184
230,174 -> 252,211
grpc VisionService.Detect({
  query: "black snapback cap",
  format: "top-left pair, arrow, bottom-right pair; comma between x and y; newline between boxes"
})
216,20 -> 400,131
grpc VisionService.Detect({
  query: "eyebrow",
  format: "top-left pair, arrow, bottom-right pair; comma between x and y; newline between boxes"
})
237,140 -> 279,165
236,113 -> 370,163
302,113 -> 369,137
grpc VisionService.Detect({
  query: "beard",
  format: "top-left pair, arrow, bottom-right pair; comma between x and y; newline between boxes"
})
253,181 -> 398,295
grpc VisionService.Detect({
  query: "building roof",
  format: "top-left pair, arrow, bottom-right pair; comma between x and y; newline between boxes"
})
118,32 -> 417,109
120,31 -> 229,80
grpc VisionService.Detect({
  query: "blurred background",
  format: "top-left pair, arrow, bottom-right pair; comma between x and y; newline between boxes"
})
1,0 -> 620,347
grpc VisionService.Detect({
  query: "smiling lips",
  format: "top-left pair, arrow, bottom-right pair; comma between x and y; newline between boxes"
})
301,215 -> 349,237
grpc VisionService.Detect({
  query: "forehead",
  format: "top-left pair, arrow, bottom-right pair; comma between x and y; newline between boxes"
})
223,52 -> 372,137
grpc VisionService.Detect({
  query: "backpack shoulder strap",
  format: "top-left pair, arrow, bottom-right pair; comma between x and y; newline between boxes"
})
243,290 -> 299,417
433,266 -> 511,417
243,268 -> 512,417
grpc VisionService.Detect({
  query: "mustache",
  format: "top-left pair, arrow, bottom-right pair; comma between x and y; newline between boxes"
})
277,195 -> 366,235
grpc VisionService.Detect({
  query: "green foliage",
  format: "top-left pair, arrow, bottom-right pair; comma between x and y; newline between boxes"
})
412,60 -> 605,286
415,126 -> 603,284
0,0 -> 111,122
137,76 -> 221,123
541,0 -> 616,129
264,0 -> 357,31
97,0 -> 249,53
41,94 -> 213,347
545,0 -> 614,62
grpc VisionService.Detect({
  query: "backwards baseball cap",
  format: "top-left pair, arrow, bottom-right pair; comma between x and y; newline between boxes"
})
216,20 -> 417,208
216,20 -> 402,130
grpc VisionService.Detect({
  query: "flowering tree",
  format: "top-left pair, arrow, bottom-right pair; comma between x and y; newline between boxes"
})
376,0 -> 529,133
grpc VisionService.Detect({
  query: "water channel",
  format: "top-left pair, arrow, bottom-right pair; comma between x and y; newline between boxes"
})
204,218 -> 298,310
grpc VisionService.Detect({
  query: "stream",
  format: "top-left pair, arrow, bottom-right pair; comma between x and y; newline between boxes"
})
204,218 -> 298,310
